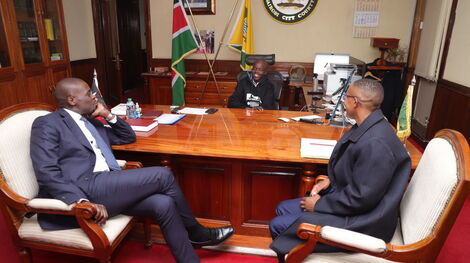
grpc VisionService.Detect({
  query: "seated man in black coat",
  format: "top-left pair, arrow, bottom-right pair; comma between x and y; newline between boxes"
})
228,60 -> 276,110
269,79 -> 411,262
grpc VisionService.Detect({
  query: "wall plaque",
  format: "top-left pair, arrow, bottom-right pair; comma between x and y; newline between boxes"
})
263,0 -> 319,24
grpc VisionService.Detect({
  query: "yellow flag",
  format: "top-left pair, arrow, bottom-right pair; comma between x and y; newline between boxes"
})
228,0 -> 253,71
397,85 -> 414,141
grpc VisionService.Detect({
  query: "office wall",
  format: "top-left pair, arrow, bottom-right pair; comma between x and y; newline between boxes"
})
443,0 -> 470,87
62,0 -> 96,61
151,0 -> 416,63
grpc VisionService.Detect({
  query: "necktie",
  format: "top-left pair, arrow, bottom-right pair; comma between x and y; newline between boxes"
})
80,117 -> 121,171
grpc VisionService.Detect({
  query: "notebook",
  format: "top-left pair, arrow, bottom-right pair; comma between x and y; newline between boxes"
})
300,138 -> 337,159
125,119 -> 159,132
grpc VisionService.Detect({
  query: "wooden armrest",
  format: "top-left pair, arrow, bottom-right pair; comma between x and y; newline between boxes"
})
124,161 -> 143,169
286,223 -> 394,263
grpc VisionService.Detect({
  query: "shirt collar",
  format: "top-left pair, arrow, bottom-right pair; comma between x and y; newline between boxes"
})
63,108 -> 84,122
347,109 -> 386,143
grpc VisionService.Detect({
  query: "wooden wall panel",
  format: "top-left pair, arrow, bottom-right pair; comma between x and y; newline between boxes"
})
0,72 -> 20,109
427,79 -> 470,142
70,58 -> 98,87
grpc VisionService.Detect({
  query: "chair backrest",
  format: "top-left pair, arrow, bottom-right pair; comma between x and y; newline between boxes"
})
236,71 -> 283,110
246,54 -> 275,66
0,104 -> 54,199
398,129 -> 470,249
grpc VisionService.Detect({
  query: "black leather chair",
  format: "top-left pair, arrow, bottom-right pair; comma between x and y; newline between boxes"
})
236,54 -> 284,110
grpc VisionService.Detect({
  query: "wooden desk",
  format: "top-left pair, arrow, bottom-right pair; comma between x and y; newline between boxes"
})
113,105 -> 422,244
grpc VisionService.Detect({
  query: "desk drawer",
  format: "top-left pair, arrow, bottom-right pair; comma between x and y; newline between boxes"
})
185,92 -> 230,106
186,81 -> 236,94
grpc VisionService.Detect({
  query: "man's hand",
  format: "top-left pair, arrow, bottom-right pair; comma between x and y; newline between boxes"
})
310,177 -> 331,196
92,203 -> 108,225
90,103 -> 111,119
300,195 -> 320,212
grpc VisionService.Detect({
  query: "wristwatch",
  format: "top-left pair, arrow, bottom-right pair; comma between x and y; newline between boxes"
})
105,113 -> 115,121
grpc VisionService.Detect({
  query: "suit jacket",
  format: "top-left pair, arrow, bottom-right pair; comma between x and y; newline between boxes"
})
30,109 -> 136,229
270,109 -> 411,254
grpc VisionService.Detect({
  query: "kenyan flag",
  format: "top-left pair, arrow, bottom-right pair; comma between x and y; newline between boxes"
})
171,0 -> 198,106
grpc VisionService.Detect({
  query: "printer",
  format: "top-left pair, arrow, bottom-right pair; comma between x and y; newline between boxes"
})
324,63 -> 362,96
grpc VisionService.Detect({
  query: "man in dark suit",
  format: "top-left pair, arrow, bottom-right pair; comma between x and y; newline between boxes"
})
228,60 -> 276,110
30,78 -> 234,263
269,79 -> 411,261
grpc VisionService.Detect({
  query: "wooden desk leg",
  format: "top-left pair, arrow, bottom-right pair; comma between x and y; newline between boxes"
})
288,85 -> 296,111
160,155 -> 172,170
300,164 -> 317,197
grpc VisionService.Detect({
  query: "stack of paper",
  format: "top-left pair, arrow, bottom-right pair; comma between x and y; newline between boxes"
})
155,114 -> 186,125
177,107 -> 208,115
300,138 -> 337,159
125,119 -> 159,132
111,103 -> 127,116
291,115 -> 322,122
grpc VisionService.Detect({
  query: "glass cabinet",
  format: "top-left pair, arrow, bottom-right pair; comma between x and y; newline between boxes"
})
0,0 -> 70,109
14,0 -> 43,64
0,7 -> 12,68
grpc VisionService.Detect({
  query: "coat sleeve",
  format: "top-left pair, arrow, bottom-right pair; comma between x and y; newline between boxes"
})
228,83 -> 247,108
314,138 -> 398,216
30,117 -> 87,204
92,117 -> 136,145
262,83 -> 276,110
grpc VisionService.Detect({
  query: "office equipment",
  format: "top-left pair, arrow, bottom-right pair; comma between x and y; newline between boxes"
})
313,53 -> 350,81
324,64 -> 362,96
205,108 -> 218,114
155,113 -> 186,125
300,138 -> 337,159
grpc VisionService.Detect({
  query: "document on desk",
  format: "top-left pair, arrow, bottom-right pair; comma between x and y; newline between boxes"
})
155,114 -> 186,125
291,115 -> 322,122
177,107 -> 208,115
300,138 -> 337,159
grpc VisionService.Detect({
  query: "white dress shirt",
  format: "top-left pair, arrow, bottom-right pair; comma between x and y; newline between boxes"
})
64,109 -> 116,172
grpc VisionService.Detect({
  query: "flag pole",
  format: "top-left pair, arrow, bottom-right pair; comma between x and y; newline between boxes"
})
184,0 -> 224,105
199,0 -> 241,104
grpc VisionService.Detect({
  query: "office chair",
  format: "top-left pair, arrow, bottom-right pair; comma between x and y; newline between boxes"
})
236,54 -> 284,110
286,129 -> 470,263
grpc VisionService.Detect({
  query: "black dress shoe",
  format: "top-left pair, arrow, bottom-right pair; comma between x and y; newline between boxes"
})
190,226 -> 234,246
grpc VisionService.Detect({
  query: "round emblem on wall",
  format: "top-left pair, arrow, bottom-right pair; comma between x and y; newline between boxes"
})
263,0 -> 319,24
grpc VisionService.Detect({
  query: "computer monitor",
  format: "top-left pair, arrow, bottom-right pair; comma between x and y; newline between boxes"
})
313,53 -> 350,81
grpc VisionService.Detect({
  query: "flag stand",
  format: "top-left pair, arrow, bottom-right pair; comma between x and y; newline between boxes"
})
198,0 -> 241,105
184,0 -> 227,106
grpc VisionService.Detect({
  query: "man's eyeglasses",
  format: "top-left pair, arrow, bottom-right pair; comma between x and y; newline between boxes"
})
342,94 -> 365,104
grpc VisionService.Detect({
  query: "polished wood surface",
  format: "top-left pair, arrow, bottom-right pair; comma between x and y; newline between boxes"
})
113,105 -> 421,168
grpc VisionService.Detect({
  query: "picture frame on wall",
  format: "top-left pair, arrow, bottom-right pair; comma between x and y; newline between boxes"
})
184,0 -> 215,15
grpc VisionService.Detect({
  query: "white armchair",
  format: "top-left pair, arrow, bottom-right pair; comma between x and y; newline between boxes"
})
0,103 -> 151,263
286,129 -> 470,263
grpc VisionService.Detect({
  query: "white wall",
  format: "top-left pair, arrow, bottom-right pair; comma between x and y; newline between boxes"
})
62,0 -> 96,61
443,0 -> 470,87
151,0 -> 416,63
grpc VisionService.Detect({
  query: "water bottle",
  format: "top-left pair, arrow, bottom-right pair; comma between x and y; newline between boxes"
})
135,103 -> 142,119
126,98 -> 136,119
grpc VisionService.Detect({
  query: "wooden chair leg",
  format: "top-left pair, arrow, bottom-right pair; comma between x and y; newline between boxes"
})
19,247 -> 32,263
143,218 -> 153,249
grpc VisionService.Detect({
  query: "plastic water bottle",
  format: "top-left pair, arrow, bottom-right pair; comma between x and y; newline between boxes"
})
135,103 -> 142,119
126,98 -> 136,119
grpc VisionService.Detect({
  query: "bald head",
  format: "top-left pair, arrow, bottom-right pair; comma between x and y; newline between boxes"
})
55,78 -> 89,108
350,79 -> 384,110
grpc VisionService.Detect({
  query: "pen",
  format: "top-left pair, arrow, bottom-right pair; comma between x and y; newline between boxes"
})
309,142 -> 336,147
